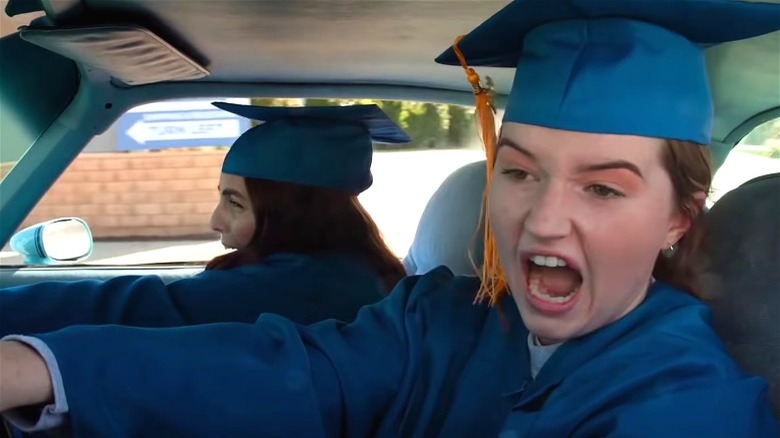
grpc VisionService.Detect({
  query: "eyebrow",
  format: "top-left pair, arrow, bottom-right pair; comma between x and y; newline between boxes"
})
498,137 -> 644,179
220,188 -> 246,199
497,137 -> 537,161
576,160 -> 644,179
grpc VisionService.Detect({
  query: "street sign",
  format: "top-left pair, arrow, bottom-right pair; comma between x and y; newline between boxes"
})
116,98 -> 252,151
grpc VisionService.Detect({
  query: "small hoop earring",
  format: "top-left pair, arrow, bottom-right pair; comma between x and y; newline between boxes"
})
662,244 -> 676,258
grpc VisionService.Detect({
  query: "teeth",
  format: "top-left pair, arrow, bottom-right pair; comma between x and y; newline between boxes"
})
530,255 -> 568,268
531,255 -> 545,266
528,276 -> 577,304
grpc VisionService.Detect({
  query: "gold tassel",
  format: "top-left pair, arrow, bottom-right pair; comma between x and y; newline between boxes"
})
452,36 -> 507,306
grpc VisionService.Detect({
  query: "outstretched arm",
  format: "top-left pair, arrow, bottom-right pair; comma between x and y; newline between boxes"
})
0,270 -> 452,436
0,255 -> 334,336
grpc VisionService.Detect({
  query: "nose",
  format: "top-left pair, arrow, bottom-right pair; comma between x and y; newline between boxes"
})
209,204 -> 224,234
524,182 -> 571,240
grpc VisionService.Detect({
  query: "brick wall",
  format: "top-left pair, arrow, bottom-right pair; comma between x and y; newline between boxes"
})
5,150 -> 227,239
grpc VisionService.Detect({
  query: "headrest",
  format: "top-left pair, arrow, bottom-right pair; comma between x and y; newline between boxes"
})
403,160 -> 487,275
702,172 -> 780,420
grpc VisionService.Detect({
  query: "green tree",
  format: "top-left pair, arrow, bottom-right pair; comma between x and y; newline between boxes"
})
447,105 -> 474,148
372,101 -> 406,150
376,100 -> 403,126
405,103 -> 444,149
246,98 -> 479,152
249,98 -> 277,106
303,98 -> 335,106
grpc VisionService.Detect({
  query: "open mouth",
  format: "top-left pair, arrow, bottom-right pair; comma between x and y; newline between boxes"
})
524,254 -> 583,306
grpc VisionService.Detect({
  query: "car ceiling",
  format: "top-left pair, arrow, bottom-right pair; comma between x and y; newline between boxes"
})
3,0 -> 779,139
5,0 -> 516,89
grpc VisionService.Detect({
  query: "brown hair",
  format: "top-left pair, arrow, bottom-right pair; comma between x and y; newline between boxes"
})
476,138 -> 712,304
206,177 -> 406,292
652,139 -> 713,298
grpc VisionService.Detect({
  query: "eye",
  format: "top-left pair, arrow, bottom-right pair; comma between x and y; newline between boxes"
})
500,168 -> 534,182
229,199 -> 244,209
586,184 -> 624,198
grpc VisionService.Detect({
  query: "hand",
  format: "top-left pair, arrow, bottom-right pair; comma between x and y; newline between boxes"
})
0,341 -> 53,412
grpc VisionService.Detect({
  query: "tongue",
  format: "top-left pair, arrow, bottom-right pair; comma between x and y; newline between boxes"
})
531,265 -> 582,297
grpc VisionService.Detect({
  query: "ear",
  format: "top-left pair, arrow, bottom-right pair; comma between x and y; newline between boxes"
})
663,191 -> 706,248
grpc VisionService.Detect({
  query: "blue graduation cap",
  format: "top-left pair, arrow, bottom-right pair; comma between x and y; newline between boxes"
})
435,0 -> 780,145
213,102 -> 412,193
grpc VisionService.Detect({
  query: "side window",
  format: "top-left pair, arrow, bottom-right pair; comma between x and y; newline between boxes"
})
1,98 -> 485,266
709,117 -> 780,207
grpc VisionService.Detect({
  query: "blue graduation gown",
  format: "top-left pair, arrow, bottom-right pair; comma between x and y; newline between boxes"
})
33,266 -> 777,437
0,252 -> 386,336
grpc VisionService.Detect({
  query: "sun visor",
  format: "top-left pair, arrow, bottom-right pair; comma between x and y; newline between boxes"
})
18,24 -> 209,85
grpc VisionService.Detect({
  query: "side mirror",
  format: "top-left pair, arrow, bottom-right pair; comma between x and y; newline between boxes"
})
9,217 -> 93,265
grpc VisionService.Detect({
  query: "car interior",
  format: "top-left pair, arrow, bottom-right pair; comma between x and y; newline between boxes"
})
0,0 -> 778,429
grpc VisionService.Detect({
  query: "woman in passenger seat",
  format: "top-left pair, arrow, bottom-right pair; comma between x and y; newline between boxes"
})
0,0 -> 778,436
0,103 -> 408,336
